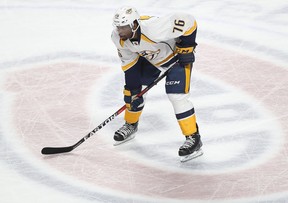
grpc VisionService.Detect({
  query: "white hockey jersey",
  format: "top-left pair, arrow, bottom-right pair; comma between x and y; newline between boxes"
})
111,13 -> 197,71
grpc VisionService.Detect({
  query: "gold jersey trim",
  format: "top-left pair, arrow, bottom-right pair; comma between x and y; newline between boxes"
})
140,15 -> 152,20
121,55 -> 140,71
155,52 -> 175,66
141,34 -> 156,44
183,20 -> 197,36
119,39 -> 125,47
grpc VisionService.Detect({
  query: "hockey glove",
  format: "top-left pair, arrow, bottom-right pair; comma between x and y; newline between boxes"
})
176,44 -> 195,66
123,86 -> 144,111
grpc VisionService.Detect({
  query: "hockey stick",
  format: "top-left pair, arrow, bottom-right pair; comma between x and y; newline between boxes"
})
41,67 -> 172,155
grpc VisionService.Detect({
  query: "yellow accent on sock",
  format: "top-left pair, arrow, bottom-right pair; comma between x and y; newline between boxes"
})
125,103 -> 131,110
124,109 -> 142,124
178,114 -> 197,136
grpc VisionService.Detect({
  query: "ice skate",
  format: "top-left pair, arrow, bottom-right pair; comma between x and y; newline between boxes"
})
113,122 -> 138,146
179,132 -> 203,162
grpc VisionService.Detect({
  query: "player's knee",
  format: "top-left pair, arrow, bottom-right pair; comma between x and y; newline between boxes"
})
167,93 -> 194,114
167,93 -> 190,102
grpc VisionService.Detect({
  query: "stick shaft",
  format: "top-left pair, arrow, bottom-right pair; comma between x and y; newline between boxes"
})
41,67 -> 172,155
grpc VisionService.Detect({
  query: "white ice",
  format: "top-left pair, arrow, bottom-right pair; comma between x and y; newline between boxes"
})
0,1 -> 287,203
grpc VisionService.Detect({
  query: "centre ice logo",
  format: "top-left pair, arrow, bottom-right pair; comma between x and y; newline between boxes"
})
1,50 -> 286,202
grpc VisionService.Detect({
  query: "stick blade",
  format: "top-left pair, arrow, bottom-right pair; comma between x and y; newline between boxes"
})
41,146 -> 73,155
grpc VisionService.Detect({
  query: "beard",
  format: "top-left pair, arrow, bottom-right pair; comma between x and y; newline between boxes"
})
119,35 -> 129,41
119,31 -> 133,41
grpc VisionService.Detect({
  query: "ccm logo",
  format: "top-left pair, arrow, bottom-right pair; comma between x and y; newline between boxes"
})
166,81 -> 180,85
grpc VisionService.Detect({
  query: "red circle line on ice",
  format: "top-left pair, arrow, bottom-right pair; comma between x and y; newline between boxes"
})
2,44 -> 288,201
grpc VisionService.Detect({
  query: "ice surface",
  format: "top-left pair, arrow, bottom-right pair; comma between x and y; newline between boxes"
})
0,1 -> 287,203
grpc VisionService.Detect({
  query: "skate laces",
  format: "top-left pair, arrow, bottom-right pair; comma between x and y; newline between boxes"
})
181,136 -> 196,149
117,123 -> 136,138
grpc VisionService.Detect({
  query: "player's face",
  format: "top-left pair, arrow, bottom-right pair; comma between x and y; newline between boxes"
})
116,25 -> 133,41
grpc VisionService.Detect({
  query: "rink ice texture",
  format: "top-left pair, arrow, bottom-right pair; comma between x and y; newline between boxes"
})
0,1 -> 287,203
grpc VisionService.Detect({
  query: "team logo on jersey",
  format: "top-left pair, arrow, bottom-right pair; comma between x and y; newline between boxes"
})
139,49 -> 160,60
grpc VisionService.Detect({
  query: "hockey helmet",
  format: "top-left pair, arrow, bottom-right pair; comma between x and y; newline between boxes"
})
113,6 -> 140,28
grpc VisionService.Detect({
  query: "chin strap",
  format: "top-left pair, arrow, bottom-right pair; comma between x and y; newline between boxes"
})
130,21 -> 140,39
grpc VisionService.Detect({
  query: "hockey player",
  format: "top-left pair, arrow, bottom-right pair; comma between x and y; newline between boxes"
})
111,6 -> 203,162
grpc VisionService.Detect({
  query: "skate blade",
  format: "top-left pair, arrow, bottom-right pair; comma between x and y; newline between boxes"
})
180,149 -> 203,162
113,134 -> 136,146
